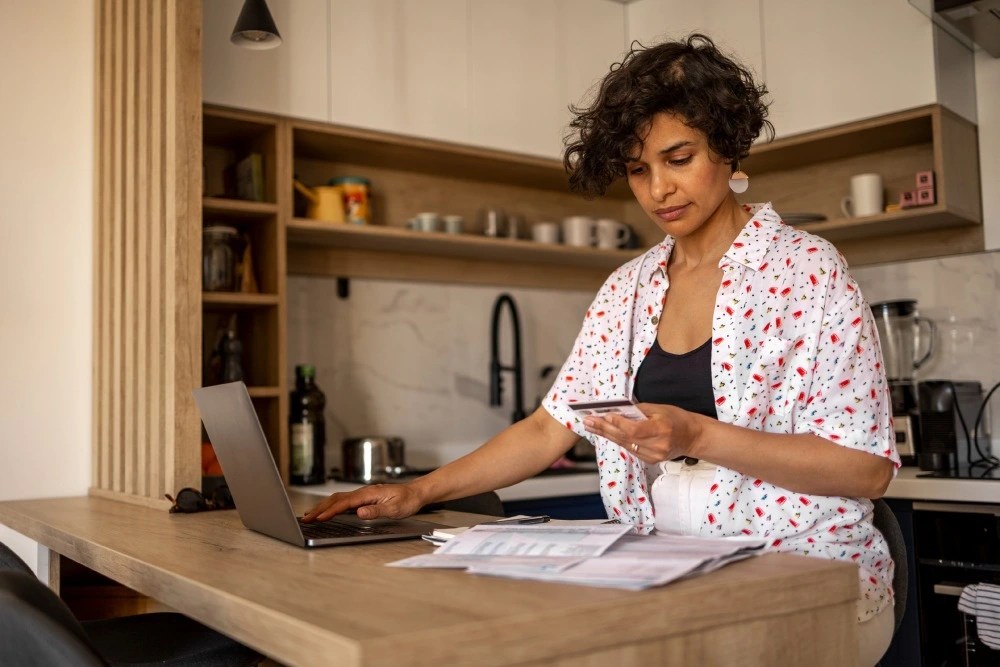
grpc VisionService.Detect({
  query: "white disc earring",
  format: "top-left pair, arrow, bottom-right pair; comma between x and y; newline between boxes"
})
729,164 -> 749,194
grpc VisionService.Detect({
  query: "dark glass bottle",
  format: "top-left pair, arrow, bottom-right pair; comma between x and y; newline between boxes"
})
289,364 -> 326,485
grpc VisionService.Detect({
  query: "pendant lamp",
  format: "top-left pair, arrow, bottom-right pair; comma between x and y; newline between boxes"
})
231,0 -> 282,50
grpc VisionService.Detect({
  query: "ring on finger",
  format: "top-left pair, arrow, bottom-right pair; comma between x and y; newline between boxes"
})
630,442 -> 639,454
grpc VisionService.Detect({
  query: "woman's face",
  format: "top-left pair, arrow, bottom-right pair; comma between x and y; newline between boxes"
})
625,112 -> 734,239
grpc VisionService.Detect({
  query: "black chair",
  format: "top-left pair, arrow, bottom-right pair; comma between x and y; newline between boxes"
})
872,498 -> 908,633
440,491 -> 505,517
0,541 -> 262,666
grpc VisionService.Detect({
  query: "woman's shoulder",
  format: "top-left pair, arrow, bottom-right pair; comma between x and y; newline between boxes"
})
769,213 -> 850,273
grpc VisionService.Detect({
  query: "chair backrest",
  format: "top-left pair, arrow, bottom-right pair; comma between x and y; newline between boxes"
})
0,540 -> 35,576
0,571 -> 106,666
440,491 -> 505,517
872,498 -> 908,633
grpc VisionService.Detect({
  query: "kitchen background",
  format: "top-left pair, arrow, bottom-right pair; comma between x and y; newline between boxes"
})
3,0 -> 1000,570
289,251 -> 1000,471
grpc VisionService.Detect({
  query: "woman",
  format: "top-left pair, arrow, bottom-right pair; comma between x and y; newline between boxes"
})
304,34 -> 899,665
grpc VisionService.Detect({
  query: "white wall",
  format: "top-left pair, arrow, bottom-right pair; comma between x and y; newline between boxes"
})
0,1 -> 94,572
976,49 -> 1000,251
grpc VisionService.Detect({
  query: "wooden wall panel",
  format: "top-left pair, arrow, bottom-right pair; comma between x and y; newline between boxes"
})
92,0 -> 202,506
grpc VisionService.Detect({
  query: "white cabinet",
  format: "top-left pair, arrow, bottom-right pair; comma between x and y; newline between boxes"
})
202,0 -> 329,122
560,0 -> 629,148
328,0 -> 469,144
624,1 -> 975,141
468,0 -> 625,159
625,0 -> 764,82
761,0 -> 938,138
204,0 -> 625,156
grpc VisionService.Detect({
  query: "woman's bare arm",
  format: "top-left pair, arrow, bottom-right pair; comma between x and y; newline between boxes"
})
584,403 -> 894,499
302,406 -> 579,522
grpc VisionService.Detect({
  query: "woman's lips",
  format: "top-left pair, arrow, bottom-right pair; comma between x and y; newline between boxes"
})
655,204 -> 689,222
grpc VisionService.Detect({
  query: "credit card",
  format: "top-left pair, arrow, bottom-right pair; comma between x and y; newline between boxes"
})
569,398 -> 647,421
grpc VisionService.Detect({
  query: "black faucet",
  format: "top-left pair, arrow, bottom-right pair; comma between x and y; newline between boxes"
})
489,293 -> 526,423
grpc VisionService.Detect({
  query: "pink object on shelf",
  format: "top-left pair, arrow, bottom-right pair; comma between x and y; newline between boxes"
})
916,186 -> 936,206
900,191 -> 917,209
916,170 -> 935,189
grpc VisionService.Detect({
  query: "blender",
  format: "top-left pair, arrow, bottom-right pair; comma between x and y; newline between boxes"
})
870,299 -> 936,465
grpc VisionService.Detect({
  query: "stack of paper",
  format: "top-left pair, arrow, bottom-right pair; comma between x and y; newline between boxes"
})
389,524 -> 766,590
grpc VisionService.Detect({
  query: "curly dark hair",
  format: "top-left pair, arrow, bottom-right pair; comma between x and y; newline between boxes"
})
563,33 -> 773,198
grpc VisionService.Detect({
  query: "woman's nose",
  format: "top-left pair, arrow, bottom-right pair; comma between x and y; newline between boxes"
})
649,168 -> 674,202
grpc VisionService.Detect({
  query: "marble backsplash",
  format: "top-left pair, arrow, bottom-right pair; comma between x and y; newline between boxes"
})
287,277 -> 594,469
851,249 -> 1000,390
288,248 -> 1000,469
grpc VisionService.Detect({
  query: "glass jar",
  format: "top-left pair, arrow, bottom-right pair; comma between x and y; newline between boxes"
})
202,225 -> 241,292
329,176 -> 371,224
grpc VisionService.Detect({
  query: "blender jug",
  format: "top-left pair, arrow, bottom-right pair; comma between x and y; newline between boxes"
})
870,299 -> 936,381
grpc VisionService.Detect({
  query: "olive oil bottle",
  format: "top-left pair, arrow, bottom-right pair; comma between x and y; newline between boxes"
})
289,365 -> 326,485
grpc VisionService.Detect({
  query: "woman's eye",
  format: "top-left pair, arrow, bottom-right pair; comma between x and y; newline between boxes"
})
669,156 -> 693,166
628,166 -> 645,175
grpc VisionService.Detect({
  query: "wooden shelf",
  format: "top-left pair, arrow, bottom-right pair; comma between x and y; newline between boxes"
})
746,106 -> 937,175
740,104 -> 982,264
203,197 -> 278,219
286,219 -> 641,269
285,219 -> 641,290
795,205 -> 978,241
246,386 -> 281,399
202,292 -> 280,309
292,119 -> 631,199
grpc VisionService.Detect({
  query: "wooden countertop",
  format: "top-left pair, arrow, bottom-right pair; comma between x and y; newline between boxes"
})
0,495 -> 859,667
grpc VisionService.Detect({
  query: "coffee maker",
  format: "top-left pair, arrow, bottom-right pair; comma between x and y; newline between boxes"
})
872,300 -> 990,472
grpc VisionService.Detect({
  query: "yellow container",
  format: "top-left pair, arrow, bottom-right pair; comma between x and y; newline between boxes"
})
293,179 -> 345,223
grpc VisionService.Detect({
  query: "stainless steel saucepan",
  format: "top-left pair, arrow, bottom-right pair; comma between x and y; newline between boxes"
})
341,436 -> 408,483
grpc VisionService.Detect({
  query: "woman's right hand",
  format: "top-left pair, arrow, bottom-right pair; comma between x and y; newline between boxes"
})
300,483 -> 425,523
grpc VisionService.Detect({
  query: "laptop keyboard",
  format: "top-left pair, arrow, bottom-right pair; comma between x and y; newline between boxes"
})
299,519 -> 394,539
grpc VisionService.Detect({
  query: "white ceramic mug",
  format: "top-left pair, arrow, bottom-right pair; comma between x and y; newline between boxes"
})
840,173 -> 883,218
562,215 -> 596,247
595,218 -> 632,249
443,214 -> 464,234
415,212 -> 443,232
531,221 -> 560,244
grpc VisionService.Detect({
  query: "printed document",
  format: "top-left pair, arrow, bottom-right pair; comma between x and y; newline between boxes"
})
388,524 -> 765,590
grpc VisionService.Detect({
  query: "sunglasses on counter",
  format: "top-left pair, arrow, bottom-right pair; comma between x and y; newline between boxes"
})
164,485 -> 235,514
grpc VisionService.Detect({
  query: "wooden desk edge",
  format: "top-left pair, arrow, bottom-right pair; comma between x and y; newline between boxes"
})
0,497 -> 859,667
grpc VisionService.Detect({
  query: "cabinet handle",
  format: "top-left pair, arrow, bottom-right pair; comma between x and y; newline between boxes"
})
913,501 -> 1000,516
933,583 -> 967,597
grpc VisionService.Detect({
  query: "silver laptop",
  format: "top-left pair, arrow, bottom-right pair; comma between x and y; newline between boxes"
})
193,381 -> 447,547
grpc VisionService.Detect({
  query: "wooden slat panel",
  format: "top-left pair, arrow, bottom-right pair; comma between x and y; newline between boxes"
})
91,0 -> 202,504
123,0 -> 137,495
93,0 -> 108,492
149,0 -> 164,499
167,0 -> 203,495
111,0 -> 124,493
135,0 -> 150,498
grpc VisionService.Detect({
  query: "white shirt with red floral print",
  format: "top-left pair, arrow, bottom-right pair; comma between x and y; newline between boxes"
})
542,203 -> 900,622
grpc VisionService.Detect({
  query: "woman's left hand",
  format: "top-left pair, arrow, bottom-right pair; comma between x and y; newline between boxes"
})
582,403 -> 705,464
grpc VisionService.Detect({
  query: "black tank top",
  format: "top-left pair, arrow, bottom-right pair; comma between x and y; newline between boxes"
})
633,337 -> 718,419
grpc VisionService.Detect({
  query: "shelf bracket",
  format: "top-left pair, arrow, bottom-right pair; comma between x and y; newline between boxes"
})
336,277 -> 350,299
